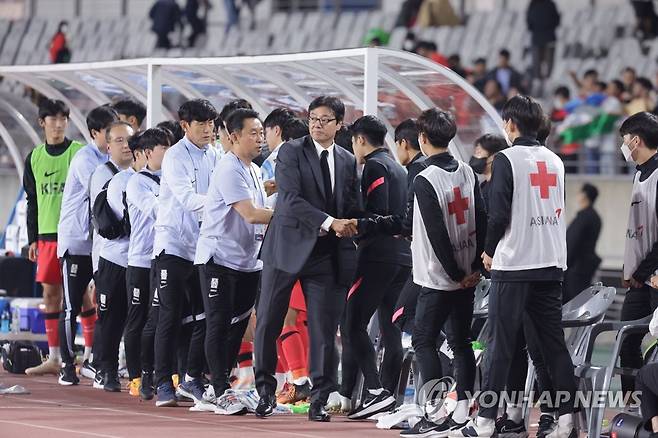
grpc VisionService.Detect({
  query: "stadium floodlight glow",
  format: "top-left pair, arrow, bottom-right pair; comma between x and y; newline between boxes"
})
0,47 -> 504,179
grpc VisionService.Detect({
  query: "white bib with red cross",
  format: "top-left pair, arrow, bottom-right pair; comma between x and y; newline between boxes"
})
491,145 -> 567,271
623,168 -> 658,282
412,160 -> 476,291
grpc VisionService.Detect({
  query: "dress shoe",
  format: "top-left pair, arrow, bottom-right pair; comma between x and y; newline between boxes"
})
308,402 -> 331,422
256,392 -> 276,418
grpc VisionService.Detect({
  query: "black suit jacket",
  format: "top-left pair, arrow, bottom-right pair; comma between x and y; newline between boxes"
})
260,135 -> 359,285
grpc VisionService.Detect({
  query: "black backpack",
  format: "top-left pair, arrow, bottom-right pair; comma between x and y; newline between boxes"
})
92,162 -> 128,240
1,341 -> 42,374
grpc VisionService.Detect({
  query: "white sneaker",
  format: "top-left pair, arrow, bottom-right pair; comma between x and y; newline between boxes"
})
376,403 -> 423,429
233,389 -> 259,413
92,370 -> 104,389
325,391 -> 351,413
546,415 -> 577,438
118,367 -> 129,379
25,358 -> 61,375
449,417 -> 495,438
79,360 -> 96,380
214,391 -> 248,415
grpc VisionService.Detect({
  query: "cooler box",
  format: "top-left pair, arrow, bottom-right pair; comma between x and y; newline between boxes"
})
10,298 -> 45,332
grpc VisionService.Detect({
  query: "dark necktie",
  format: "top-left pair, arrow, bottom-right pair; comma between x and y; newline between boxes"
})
320,149 -> 334,215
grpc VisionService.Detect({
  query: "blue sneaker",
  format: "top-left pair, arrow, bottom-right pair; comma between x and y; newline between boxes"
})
177,378 -> 205,403
156,383 -> 178,407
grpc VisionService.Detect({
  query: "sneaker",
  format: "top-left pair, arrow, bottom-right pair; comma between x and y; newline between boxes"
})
215,391 -> 248,415
448,417 -> 495,438
347,389 -> 396,420
400,417 -> 442,437
255,393 -> 277,417
376,403 -> 423,430
235,389 -> 260,413
118,366 -> 129,379
58,364 -> 80,386
325,391 -> 351,413
25,358 -> 60,375
103,372 -> 121,393
79,360 -> 96,380
537,414 -> 557,438
495,414 -> 526,435
177,379 -> 205,403
156,383 -> 178,407
93,370 -> 105,389
276,381 -> 311,404
139,371 -> 155,401
546,424 -> 577,438
431,415 -> 470,438
129,377 -> 141,397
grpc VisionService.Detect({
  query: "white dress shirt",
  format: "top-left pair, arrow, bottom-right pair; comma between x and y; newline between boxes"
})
312,139 -> 336,232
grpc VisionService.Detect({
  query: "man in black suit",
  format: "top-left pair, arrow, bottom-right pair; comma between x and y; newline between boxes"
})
254,96 -> 359,421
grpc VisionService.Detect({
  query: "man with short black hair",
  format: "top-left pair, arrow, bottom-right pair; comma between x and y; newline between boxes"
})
469,133 -> 508,210
124,128 -> 170,399
262,107 -> 296,206
254,95 -> 360,421
55,105 -> 118,384
195,108 -> 272,414
453,96 -> 576,438
618,111 -> 658,400
153,99 -> 218,407
216,99 -> 253,155
23,99 -> 85,377
339,115 -> 411,420
112,97 -> 147,132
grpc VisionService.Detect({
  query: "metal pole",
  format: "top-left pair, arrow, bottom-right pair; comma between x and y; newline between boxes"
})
363,48 -> 379,117
121,0 -> 128,16
146,63 -> 163,128
75,0 -> 81,17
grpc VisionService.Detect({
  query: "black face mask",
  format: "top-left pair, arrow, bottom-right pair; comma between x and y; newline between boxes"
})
469,156 -> 487,174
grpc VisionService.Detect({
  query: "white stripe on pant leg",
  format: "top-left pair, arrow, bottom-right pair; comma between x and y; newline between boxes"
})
62,258 -> 75,359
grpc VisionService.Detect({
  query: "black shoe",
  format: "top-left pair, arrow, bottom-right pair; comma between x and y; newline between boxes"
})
58,364 -> 79,386
256,393 -> 276,418
400,417 -> 441,437
308,402 -> 331,422
495,413 -> 526,435
139,371 -> 155,401
103,371 -> 121,392
347,389 -> 395,420
536,414 -> 556,438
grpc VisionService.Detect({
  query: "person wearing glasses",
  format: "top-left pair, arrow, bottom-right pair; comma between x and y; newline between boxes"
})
254,96 -> 360,422
152,99 -> 219,407
89,121 -> 137,391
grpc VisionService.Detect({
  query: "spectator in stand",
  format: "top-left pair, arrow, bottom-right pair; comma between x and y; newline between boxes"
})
49,21 -> 71,64
569,69 -> 599,98
395,0 -> 423,28
486,49 -> 525,96
185,0 -> 210,48
526,0 -> 560,91
627,77 -> 655,115
631,0 -> 658,40
622,67 -> 637,102
600,80 -> 625,174
468,58 -> 488,93
150,0 -> 182,49
551,86 -> 570,122
413,41 -> 448,67
447,54 -> 468,78
484,79 -> 507,113
416,0 -> 461,27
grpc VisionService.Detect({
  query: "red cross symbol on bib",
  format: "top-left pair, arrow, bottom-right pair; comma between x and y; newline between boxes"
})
530,161 -> 557,199
448,187 -> 469,225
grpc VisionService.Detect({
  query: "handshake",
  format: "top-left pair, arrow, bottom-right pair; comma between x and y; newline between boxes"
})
330,218 -> 359,238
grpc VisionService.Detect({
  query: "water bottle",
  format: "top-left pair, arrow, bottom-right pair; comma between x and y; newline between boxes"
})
11,306 -> 20,334
0,310 -> 9,333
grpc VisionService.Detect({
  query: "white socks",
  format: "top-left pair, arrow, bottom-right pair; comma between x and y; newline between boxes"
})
83,346 -> 92,362
49,347 -> 61,362
557,413 -> 574,429
368,387 -> 384,396
293,376 -> 309,386
475,416 -> 495,430
453,399 -> 470,423
506,405 -> 523,424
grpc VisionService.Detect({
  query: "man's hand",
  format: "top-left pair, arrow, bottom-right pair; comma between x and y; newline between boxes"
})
331,219 -> 358,238
28,242 -> 38,262
623,277 -> 643,289
459,272 -> 481,289
264,180 -> 277,197
651,276 -> 658,290
481,252 -> 493,272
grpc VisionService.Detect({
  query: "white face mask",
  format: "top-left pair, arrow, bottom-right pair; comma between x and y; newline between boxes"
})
418,136 -> 429,157
621,142 -> 635,162
553,99 -> 564,110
